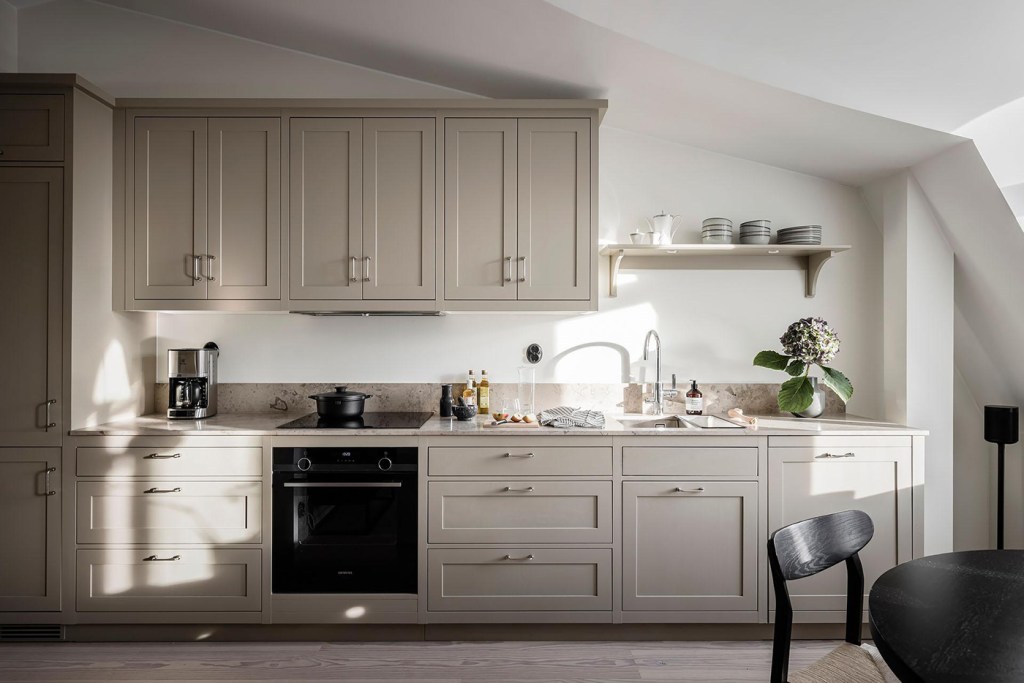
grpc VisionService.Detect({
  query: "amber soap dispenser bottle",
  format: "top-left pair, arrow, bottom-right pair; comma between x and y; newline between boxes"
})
685,380 -> 704,415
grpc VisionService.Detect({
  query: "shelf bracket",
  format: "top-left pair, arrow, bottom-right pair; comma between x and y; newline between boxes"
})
805,250 -> 836,298
608,249 -> 626,297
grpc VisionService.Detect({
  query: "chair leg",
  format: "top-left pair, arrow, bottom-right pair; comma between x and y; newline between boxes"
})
845,554 -> 865,645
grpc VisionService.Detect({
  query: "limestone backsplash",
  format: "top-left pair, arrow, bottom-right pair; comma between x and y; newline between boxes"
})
155,382 -> 846,416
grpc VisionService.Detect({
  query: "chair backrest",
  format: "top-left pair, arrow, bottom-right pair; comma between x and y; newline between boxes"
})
767,510 -> 874,683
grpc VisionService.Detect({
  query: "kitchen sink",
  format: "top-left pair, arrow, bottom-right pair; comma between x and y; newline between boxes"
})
615,416 -> 699,430
680,414 -> 745,429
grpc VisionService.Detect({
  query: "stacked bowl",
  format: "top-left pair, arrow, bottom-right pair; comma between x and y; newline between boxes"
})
739,219 -> 772,244
777,225 -> 822,245
702,217 -> 733,244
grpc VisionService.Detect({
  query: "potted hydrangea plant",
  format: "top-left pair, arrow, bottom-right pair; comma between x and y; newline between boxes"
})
753,317 -> 853,416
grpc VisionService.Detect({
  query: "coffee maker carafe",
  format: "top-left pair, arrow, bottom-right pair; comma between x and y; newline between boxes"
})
167,342 -> 219,419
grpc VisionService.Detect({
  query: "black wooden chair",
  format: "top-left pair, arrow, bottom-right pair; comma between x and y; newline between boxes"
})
768,510 -> 892,683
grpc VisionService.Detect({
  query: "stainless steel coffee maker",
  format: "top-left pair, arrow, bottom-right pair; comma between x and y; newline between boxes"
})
167,342 -> 219,419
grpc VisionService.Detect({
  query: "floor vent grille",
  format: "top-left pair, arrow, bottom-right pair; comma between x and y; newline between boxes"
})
0,624 -> 65,642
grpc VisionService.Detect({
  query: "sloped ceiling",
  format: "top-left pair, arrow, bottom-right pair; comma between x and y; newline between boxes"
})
90,0 -> 963,186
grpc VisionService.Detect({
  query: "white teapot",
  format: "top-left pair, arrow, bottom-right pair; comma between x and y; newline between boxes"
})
645,211 -> 680,244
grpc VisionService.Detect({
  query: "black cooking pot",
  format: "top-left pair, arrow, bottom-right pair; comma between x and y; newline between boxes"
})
308,386 -> 373,419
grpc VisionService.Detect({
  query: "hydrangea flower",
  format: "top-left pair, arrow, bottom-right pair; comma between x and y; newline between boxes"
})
779,317 -> 840,365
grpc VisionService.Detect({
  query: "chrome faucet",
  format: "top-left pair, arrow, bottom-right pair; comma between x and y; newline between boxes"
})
642,329 -> 678,414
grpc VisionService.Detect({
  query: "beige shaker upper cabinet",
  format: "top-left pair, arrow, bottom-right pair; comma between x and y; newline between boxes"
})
288,118 -> 363,301
444,118 -> 517,301
363,118 -> 436,300
207,118 -> 281,300
0,447 -> 61,611
0,167 -> 63,446
0,94 -> 65,162
131,117 -> 208,300
517,119 -> 591,301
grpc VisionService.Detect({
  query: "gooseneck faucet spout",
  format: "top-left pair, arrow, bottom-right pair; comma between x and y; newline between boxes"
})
642,329 -> 663,414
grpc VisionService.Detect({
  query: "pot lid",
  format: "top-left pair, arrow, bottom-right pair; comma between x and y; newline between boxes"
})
309,386 -> 370,401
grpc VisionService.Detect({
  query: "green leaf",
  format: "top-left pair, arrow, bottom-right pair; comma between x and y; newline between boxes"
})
821,366 -> 854,403
753,350 -> 791,371
785,360 -> 807,377
778,376 -> 815,413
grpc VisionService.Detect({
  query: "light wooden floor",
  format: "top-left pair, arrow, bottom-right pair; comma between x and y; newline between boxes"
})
0,640 -> 838,682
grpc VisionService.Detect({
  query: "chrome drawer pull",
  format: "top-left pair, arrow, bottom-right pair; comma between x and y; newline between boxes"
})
363,256 -> 371,282
44,466 -> 57,496
350,256 -> 358,283
503,452 -> 535,458
191,254 -> 203,282
517,255 -> 527,283
503,256 -> 513,283
43,399 -> 57,429
144,453 -> 181,459
204,254 -> 215,281
503,554 -> 534,561
143,555 -> 181,562
674,486 -> 705,493
816,452 -> 856,459
503,486 -> 535,493
143,487 -> 182,494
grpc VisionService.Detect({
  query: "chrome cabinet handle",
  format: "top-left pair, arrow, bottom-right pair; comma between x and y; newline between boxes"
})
503,554 -> 534,561
503,486 -> 535,492
674,486 -> 706,493
204,254 -> 215,281
143,555 -> 181,562
363,256 -> 371,282
144,453 -> 181,460
504,256 -> 513,283
143,487 -> 182,494
43,399 -> 56,429
503,452 -> 535,458
816,452 -> 856,459
350,256 -> 358,283
518,255 -> 527,282
191,254 -> 203,281
44,466 -> 56,496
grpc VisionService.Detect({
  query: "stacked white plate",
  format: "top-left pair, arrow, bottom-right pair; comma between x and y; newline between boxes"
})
777,225 -> 822,245
739,219 -> 772,245
702,217 -> 733,244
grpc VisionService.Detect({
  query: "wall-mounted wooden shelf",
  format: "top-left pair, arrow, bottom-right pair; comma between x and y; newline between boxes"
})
599,243 -> 851,298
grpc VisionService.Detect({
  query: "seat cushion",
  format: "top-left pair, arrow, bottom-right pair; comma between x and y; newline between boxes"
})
790,643 -> 888,683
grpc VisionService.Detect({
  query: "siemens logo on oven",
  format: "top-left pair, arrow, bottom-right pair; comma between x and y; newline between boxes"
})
337,570 -> 354,575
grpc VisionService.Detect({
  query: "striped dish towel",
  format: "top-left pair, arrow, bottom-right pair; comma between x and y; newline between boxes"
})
538,406 -> 606,428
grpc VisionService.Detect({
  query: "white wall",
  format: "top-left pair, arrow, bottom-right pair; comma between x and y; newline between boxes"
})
71,89 -> 155,429
0,0 -> 15,72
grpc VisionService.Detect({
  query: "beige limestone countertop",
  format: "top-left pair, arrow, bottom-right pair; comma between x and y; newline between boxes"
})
70,412 -> 927,437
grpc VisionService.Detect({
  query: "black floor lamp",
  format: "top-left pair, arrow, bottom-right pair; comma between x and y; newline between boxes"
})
985,405 -> 1019,550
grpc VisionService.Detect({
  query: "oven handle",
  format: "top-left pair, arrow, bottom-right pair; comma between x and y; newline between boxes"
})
282,482 -> 402,488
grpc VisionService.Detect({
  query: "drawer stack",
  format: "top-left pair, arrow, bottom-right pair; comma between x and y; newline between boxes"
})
425,442 -> 613,621
74,442 -> 263,618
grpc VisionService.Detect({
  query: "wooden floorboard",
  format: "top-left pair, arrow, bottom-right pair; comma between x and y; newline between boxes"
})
0,640 -> 839,682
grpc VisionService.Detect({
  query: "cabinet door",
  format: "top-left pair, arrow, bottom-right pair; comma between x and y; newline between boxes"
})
0,94 -> 64,162
0,167 -> 63,445
517,119 -> 590,300
207,118 -> 281,300
443,118 -> 517,300
132,118 -> 208,299
289,118 -> 363,300
768,438 -> 912,615
623,481 -> 758,612
363,118 -> 435,300
0,448 -> 60,611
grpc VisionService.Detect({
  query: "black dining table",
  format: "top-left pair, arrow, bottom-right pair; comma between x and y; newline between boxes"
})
869,550 -> 1024,682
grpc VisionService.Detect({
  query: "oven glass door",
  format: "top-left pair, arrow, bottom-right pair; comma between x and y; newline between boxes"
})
273,472 -> 417,594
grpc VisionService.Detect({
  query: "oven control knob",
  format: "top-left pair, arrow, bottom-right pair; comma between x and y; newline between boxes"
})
297,457 -> 312,472
378,457 -> 393,471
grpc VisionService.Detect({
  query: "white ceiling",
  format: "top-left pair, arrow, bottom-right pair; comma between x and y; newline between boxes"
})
88,0 -> 963,186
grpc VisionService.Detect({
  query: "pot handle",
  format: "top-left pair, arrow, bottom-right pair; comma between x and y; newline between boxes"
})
335,386 -> 347,392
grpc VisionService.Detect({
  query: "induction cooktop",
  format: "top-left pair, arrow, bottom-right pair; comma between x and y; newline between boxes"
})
276,412 -> 432,430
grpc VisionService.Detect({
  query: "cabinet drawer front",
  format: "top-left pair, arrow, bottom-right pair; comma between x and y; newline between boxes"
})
428,446 -> 612,476
623,481 -> 759,612
428,480 -> 611,543
622,447 -> 757,477
77,447 -> 262,477
76,481 -> 262,544
76,548 -> 261,612
428,548 -> 611,611
0,95 -> 64,161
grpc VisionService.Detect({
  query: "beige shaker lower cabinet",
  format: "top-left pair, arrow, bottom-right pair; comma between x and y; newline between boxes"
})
0,447 -> 61,612
767,436 -> 913,621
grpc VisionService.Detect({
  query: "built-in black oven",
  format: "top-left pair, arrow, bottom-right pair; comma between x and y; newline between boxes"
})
272,446 -> 417,594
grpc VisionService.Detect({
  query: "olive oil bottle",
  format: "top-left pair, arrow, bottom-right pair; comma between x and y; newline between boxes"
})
477,370 -> 490,412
